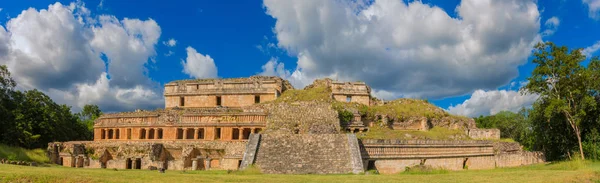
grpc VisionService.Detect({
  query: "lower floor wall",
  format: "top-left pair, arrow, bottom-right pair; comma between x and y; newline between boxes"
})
365,152 -> 545,174
58,155 -> 242,171
49,140 -> 545,174
49,141 -> 246,171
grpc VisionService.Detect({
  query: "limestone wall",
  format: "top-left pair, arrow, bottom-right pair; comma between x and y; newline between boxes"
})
424,157 -> 465,171
258,102 -> 340,134
466,156 -> 496,170
360,139 -> 545,174
48,140 -> 247,170
254,134 -> 362,174
468,128 -> 501,139
495,151 -> 545,168
332,95 -> 371,106
373,159 -> 421,174
360,139 -> 495,159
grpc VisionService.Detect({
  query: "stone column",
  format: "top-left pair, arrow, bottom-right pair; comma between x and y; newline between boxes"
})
205,158 -> 211,170
146,128 -> 150,139
103,129 -> 107,140
194,128 -> 199,139
237,128 -> 242,140
192,159 -> 198,170
251,128 -> 256,134
154,128 -> 159,139
183,129 -> 188,140
74,156 -> 78,168
132,159 -> 137,169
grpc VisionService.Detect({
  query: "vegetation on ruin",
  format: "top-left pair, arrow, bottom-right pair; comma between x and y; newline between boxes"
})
358,126 -> 468,140
368,99 -> 445,119
268,78 -> 475,140
271,86 -> 333,103
0,144 -> 49,163
1,161 -> 600,183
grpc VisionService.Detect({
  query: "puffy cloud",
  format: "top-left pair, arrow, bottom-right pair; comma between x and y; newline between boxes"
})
181,46 -> 218,78
91,15 -> 161,88
583,40 -> 600,57
164,38 -> 177,47
583,0 -> 600,19
263,0 -> 541,99
542,16 -> 560,36
46,72 -> 163,112
259,58 -> 290,78
1,3 -> 104,90
447,89 -> 539,117
258,58 -> 326,88
0,2 -> 164,112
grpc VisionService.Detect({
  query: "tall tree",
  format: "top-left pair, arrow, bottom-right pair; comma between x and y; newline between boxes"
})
79,104 -> 102,121
523,42 -> 600,160
77,104 -> 102,137
475,110 -> 535,150
0,65 -> 18,146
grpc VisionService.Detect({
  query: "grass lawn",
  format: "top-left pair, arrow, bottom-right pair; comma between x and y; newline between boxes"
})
1,161 -> 599,183
0,144 -> 48,163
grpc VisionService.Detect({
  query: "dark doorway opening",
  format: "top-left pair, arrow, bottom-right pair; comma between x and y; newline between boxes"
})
135,158 -> 142,169
367,160 -> 376,170
232,128 -> 240,140
126,158 -> 132,169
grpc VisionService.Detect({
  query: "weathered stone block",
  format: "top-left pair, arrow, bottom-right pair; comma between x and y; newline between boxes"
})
468,128 -> 500,139
373,159 -> 421,174
424,157 -> 464,171
466,156 -> 495,170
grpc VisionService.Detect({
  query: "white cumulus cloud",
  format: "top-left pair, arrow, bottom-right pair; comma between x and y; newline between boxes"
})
0,2 -> 164,112
447,89 -> 539,117
181,46 -> 218,78
164,38 -> 177,47
263,0 -> 542,99
90,15 -> 161,88
583,41 -> 600,57
542,16 -> 560,36
583,0 -> 600,19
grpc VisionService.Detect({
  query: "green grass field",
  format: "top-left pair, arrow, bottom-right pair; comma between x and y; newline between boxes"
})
1,161 -> 599,183
0,144 -> 48,163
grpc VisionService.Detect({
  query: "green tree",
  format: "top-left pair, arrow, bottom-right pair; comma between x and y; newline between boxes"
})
11,90 -> 90,148
77,104 -> 102,137
523,42 -> 600,160
475,110 -> 534,150
0,65 -> 18,146
0,65 -> 92,148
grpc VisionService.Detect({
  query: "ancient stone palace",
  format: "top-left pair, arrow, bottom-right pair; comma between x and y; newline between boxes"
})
48,76 -> 545,174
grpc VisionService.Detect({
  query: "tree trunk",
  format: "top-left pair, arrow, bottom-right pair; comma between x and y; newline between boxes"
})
575,127 -> 585,160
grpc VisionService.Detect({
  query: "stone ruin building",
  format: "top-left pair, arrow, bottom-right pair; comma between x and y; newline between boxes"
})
48,76 -> 545,174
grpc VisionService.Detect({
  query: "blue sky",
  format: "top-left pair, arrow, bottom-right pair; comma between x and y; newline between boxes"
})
1,0 -> 600,117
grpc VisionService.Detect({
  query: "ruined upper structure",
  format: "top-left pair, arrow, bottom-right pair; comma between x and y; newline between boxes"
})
306,78 -> 372,106
330,81 -> 371,106
164,76 -> 293,108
